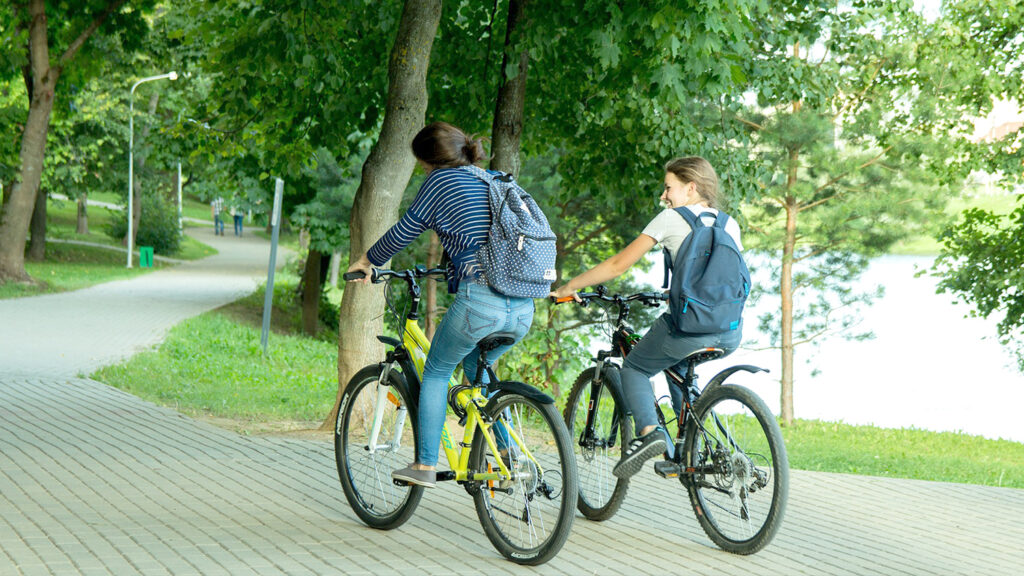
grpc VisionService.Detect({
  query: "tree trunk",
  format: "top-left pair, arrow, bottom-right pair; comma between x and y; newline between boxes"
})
328,251 -> 341,287
27,186 -> 47,261
488,0 -> 528,177
301,249 -> 323,336
779,143 -> 800,426
425,232 -> 440,339
324,0 -> 442,431
0,0 -> 122,283
0,0 -> 55,283
77,193 -> 88,235
126,91 -> 160,247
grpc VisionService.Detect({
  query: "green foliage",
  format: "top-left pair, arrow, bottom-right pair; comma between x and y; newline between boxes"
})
290,146 -> 367,254
104,191 -> 183,255
933,195 -> 1024,370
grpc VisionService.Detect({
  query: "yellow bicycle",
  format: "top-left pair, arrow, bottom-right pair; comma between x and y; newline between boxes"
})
334,266 -> 577,565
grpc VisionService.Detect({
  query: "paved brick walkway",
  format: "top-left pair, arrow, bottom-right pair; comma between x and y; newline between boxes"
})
2,227 -> 1022,575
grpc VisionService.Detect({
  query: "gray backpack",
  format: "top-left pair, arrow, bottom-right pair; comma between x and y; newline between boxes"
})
663,208 -> 750,334
461,165 -> 557,298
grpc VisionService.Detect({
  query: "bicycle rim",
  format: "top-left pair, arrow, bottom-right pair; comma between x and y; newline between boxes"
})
563,368 -> 632,520
471,392 -> 577,565
335,366 -> 423,529
684,384 -> 788,554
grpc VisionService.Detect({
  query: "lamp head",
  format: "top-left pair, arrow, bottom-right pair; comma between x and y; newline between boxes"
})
168,71 -> 178,81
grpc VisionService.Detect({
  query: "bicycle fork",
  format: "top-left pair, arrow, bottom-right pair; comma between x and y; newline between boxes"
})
367,362 -> 407,455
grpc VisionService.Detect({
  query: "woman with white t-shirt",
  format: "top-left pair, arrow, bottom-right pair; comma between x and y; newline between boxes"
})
549,156 -> 744,479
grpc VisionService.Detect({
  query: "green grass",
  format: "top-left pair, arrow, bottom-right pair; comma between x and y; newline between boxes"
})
0,242 -> 167,299
780,419 -> 1024,489
92,286 -> 338,426
0,197 -> 217,299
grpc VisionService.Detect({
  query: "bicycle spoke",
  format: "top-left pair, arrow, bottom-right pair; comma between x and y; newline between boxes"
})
684,384 -> 788,554
471,393 -> 576,565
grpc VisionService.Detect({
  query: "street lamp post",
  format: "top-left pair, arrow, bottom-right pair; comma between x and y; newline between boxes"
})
127,71 -> 177,268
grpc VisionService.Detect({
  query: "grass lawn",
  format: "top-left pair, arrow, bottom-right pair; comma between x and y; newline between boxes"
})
0,196 -> 216,300
0,242 -> 166,299
93,274 -> 339,431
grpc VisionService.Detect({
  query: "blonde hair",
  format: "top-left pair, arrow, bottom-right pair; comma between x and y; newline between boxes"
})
664,156 -> 723,209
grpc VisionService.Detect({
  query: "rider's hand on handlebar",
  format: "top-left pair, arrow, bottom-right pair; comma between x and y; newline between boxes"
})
344,254 -> 373,284
549,284 -> 582,303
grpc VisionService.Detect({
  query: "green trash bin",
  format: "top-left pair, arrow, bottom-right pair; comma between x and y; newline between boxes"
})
139,246 -> 154,268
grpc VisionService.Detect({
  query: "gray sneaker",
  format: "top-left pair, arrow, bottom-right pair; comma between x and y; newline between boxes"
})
612,429 -> 667,479
392,465 -> 436,488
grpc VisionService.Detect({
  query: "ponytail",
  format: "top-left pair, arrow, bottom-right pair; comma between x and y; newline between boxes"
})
412,122 -> 486,168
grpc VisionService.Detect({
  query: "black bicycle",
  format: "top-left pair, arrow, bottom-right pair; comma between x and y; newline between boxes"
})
554,286 -> 788,555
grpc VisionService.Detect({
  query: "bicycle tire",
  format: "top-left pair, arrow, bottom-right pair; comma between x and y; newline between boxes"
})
682,383 -> 788,554
470,390 -> 578,565
335,365 -> 424,529
562,367 -> 633,520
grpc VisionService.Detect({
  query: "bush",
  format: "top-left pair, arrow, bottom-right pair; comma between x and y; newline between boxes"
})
105,191 -> 182,255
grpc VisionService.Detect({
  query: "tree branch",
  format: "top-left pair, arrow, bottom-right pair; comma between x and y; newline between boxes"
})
57,0 -> 128,73
801,145 -> 894,211
564,222 -> 612,253
834,58 -> 887,121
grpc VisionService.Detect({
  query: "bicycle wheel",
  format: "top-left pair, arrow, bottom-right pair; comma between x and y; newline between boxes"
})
470,390 -> 578,565
335,365 -> 423,529
562,367 -> 633,520
682,383 -> 788,554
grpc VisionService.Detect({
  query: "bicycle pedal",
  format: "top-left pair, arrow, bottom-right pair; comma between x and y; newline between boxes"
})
654,460 -> 681,478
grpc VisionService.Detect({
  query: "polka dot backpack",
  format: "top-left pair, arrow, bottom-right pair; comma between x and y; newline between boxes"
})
461,165 -> 558,299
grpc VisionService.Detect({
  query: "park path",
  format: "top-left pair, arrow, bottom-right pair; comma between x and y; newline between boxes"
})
1,226 -> 1022,575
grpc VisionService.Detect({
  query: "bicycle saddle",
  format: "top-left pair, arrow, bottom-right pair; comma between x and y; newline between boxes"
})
683,347 -> 725,366
478,333 -> 517,352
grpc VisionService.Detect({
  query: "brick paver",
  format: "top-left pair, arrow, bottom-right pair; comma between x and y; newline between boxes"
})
2,227 -> 1022,575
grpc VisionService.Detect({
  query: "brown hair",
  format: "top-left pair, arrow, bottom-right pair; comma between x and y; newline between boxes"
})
411,121 -> 486,168
664,156 -> 723,209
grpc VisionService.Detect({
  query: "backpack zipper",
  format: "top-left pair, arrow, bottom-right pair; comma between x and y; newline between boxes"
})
516,233 -> 557,250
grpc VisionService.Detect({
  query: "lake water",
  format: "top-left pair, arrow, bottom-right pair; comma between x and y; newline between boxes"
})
631,255 -> 1024,443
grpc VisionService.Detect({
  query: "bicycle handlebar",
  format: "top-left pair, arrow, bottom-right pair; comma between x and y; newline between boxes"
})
344,266 -> 446,284
550,287 -> 667,307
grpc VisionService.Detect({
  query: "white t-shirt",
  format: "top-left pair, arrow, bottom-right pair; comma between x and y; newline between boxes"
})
641,206 -> 744,260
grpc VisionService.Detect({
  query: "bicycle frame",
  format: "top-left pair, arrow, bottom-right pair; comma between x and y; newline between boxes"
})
566,290 -> 754,464
364,274 -> 531,486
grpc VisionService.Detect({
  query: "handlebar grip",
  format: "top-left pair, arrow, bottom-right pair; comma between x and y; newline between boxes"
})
551,296 -> 577,304
343,271 -> 366,281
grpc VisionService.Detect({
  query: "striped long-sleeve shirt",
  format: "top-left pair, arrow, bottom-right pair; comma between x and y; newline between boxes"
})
367,167 -> 492,293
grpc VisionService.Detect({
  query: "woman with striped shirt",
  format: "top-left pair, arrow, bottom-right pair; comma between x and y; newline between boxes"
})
346,122 -> 534,488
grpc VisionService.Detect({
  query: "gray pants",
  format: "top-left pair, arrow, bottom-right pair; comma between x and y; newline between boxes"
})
620,314 -> 742,435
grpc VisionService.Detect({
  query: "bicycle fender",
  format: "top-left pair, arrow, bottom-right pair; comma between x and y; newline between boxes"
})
484,381 -> 554,414
705,364 -> 768,391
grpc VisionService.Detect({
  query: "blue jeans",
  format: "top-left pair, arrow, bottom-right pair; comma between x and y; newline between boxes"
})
620,314 -> 742,435
213,215 -> 224,235
417,281 -> 534,466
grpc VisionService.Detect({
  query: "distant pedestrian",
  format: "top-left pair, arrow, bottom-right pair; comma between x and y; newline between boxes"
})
211,196 -> 225,235
230,203 -> 244,236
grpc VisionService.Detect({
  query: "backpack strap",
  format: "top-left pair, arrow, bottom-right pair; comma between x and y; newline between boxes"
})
662,207 -> 725,287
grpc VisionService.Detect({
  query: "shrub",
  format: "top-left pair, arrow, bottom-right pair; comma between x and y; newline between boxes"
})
105,191 -> 182,255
